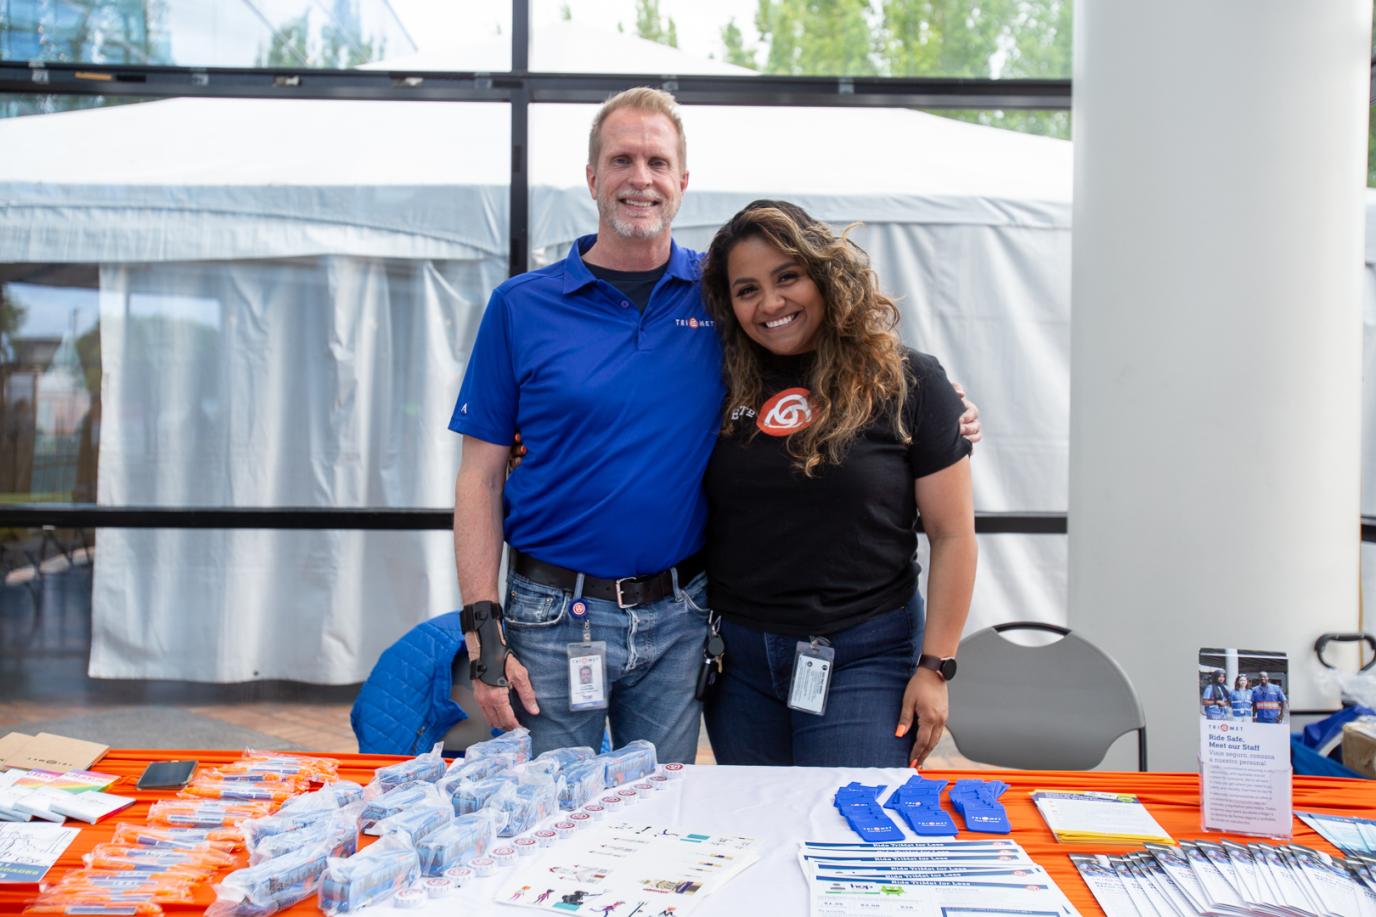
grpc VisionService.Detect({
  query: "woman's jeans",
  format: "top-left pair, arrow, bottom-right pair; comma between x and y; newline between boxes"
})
705,592 -> 926,767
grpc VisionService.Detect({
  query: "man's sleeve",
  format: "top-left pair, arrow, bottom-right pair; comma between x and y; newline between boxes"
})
448,288 -> 518,446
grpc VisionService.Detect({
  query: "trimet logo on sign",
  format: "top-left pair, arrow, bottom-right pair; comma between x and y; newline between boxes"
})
757,387 -> 814,436
674,317 -> 716,329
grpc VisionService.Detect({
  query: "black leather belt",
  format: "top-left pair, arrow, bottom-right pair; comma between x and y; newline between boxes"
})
509,548 -> 704,609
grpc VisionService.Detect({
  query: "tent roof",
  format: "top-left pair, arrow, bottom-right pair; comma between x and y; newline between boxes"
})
0,23 -> 1073,263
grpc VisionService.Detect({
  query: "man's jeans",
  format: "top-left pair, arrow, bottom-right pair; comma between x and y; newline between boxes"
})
705,592 -> 926,767
503,569 -> 711,763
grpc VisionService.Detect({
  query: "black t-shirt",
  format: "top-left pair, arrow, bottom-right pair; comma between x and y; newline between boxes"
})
585,261 -> 668,312
704,348 -> 972,636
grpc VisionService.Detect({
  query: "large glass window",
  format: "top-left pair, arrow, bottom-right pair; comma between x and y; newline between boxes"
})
534,0 -> 1072,81
1,95 -> 511,511
0,1 -> 510,72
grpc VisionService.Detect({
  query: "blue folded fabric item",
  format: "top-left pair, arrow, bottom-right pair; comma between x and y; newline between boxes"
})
835,782 -> 905,842
949,778 -> 1011,834
883,775 -> 957,836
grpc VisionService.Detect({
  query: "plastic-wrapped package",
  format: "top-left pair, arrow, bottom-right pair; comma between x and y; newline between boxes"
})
492,774 -> 560,837
147,799 -> 273,828
230,751 -> 340,783
534,746 -> 595,775
82,843 -> 233,878
207,840 -> 334,917
374,785 -> 452,845
25,889 -> 170,916
358,781 -> 428,833
241,795 -> 340,851
464,727 -> 532,765
597,739 -> 658,787
558,760 -> 607,811
317,834 -> 420,914
452,777 -> 507,816
110,823 -> 241,853
372,742 -> 446,791
439,755 -> 514,796
180,779 -> 301,805
415,810 -> 505,877
249,804 -> 361,865
44,870 -> 195,902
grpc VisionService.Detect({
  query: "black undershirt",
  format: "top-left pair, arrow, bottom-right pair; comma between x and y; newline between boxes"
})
585,261 -> 668,312
704,349 -> 972,636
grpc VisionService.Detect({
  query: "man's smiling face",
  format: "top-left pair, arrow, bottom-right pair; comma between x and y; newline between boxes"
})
587,108 -> 688,243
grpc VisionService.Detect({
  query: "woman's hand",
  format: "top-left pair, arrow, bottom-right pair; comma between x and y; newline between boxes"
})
896,666 -> 949,768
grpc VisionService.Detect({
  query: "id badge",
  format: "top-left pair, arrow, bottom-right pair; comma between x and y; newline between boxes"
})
788,639 -> 835,716
566,642 -> 608,712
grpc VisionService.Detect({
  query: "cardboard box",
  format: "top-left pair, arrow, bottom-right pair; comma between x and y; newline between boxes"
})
1342,718 -> 1376,778
0,732 -> 108,773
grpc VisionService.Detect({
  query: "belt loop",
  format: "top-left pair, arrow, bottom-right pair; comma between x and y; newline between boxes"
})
572,572 -> 586,602
670,565 -> 682,602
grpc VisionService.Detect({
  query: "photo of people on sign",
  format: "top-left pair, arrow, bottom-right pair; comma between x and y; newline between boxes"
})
1198,649 -> 1288,726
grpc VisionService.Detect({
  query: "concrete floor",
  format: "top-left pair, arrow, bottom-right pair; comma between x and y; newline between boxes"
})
0,556 -> 981,767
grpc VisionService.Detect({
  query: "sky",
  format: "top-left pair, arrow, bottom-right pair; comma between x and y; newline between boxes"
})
388,0 -> 762,63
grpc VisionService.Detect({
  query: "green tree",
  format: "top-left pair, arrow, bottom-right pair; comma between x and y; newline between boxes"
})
755,0 -> 878,76
721,17 -> 757,69
634,0 -> 678,47
255,10 -> 386,68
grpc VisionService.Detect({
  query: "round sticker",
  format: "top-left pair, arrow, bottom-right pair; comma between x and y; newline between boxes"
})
756,387 -> 814,436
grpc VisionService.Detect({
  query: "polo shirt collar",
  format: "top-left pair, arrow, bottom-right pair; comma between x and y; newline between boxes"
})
561,234 -> 696,295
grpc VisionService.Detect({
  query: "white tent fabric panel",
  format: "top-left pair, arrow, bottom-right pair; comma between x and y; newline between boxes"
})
88,256 -> 499,680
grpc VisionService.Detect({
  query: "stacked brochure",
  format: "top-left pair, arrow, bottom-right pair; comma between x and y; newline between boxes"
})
1297,810 -> 1376,857
493,821 -> 761,915
1032,789 -> 1174,845
0,768 -> 133,824
798,838 -> 1082,916
1071,839 -> 1376,916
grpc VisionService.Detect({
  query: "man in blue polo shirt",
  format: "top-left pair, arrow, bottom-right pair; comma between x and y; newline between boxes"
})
450,88 -> 979,761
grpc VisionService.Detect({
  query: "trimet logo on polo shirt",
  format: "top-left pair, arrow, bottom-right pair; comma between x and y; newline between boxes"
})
674,317 -> 716,328
757,387 -> 813,436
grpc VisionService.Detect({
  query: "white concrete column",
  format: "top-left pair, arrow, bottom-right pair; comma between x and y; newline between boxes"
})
1070,1 -> 1371,770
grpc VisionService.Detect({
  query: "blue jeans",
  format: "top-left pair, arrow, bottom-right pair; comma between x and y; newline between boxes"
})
704,593 -> 925,767
502,569 -> 711,763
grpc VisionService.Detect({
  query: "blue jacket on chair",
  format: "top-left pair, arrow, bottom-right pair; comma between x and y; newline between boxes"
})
351,611 -> 469,755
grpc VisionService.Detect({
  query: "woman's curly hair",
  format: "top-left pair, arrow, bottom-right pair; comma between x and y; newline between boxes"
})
701,199 -> 912,476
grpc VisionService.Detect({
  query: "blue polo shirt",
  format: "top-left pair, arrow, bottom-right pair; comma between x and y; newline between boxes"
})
449,236 -> 724,579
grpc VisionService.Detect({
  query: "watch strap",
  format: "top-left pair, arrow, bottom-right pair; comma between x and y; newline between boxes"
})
917,653 -> 957,682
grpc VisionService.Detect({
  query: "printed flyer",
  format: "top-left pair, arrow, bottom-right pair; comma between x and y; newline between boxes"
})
1197,647 -> 1292,838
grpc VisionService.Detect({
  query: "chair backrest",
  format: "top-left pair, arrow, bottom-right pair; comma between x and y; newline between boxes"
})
947,622 -> 1147,770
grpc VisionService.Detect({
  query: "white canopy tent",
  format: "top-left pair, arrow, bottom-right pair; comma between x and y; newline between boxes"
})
1,24 -> 1367,688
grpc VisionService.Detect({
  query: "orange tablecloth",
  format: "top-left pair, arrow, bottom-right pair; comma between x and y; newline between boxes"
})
2,749 -> 1373,915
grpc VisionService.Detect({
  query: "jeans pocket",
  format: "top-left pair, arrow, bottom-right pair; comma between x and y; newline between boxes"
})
504,575 -> 568,629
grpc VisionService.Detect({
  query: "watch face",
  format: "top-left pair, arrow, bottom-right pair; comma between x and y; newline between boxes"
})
939,657 -> 958,681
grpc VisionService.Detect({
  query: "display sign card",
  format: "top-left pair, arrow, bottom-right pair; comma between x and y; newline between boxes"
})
1198,648 -> 1292,838
0,732 -> 108,773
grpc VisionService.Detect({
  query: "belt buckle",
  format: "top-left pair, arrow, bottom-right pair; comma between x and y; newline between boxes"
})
614,576 -> 638,609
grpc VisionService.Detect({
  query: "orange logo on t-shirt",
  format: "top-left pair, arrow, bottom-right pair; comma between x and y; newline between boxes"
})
756,387 -> 814,436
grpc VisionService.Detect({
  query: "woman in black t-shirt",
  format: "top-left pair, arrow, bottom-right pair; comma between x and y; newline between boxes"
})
699,200 -> 976,768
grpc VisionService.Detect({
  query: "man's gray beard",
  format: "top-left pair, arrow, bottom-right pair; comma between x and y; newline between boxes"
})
600,197 -> 680,241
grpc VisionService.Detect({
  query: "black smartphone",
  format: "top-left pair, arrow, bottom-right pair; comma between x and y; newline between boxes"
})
136,759 -> 198,790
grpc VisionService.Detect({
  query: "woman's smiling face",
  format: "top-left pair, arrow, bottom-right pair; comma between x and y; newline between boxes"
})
726,235 -> 826,356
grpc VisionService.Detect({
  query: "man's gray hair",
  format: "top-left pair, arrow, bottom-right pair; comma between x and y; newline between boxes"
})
588,87 -> 687,167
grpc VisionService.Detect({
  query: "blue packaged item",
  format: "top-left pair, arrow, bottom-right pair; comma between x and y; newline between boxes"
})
834,783 -> 905,843
534,746 -> 595,775
558,760 -> 606,811
250,804 -> 362,865
208,840 -> 335,917
440,754 -> 514,796
415,809 -> 506,877
883,775 -> 957,836
375,785 -> 453,845
596,739 -> 657,787
317,834 -> 420,915
453,776 -> 508,816
372,742 -> 447,791
358,781 -> 428,833
949,779 -> 1011,834
493,775 -> 560,837
464,727 -> 532,765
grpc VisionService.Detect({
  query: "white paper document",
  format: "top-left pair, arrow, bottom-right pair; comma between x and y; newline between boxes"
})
798,839 -> 1080,917
0,823 -> 80,883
